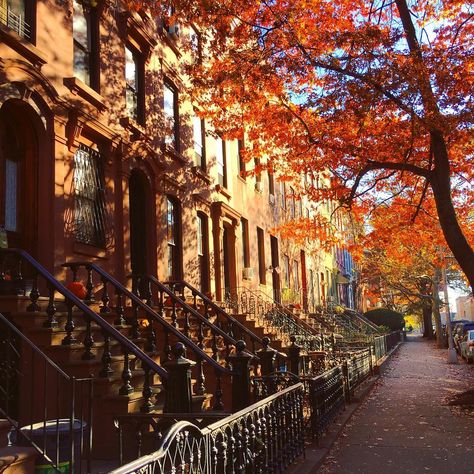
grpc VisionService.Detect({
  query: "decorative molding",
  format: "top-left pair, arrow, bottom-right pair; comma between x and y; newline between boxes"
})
0,28 -> 47,70
63,76 -> 107,112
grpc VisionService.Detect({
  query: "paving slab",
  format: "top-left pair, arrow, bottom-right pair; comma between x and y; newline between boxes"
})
319,336 -> 474,474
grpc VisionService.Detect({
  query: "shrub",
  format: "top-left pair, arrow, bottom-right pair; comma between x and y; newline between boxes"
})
364,308 -> 405,331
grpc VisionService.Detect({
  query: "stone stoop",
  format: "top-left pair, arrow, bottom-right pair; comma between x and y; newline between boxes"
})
0,447 -> 38,474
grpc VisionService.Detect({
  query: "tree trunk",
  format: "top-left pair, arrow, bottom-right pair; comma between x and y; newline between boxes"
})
432,268 -> 444,348
430,131 -> 474,294
422,302 -> 433,339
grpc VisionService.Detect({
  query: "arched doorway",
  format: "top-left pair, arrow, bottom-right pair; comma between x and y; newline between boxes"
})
0,100 -> 39,254
129,169 -> 151,276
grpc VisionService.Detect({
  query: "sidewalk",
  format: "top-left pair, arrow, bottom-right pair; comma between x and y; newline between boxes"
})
319,335 -> 474,473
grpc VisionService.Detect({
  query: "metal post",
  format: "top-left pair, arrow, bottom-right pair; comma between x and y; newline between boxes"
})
287,335 -> 301,375
441,263 -> 458,364
256,337 -> 277,376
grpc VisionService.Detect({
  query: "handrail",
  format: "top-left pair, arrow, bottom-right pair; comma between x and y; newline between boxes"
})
165,279 -> 264,351
0,312 -> 71,380
0,249 -> 167,379
62,262 -> 233,376
231,286 -> 321,346
145,276 -> 241,350
0,312 -> 94,473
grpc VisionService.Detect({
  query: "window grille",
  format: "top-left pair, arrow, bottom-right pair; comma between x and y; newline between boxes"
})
0,0 -> 31,39
73,144 -> 106,247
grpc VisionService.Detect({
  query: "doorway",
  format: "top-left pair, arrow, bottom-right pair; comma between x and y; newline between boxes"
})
0,101 -> 39,254
270,235 -> 280,303
129,170 -> 149,276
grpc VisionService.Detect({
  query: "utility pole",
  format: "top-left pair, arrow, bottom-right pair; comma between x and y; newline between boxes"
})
441,261 -> 458,364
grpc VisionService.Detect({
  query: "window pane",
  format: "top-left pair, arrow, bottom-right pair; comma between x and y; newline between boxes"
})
193,116 -> 203,167
73,0 -> 90,84
217,138 -> 226,186
164,83 -> 177,148
167,198 -> 175,244
125,47 -> 138,120
4,159 -> 17,232
197,214 -> 203,256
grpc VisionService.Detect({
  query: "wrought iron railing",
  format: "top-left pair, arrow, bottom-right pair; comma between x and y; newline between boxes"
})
0,313 -> 93,473
110,382 -> 305,474
165,279 -> 264,354
227,287 -> 322,352
62,263 -> 234,410
344,348 -> 372,399
0,4 -> 31,39
0,249 -> 167,416
304,365 -> 346,440
373,331 -> 403,361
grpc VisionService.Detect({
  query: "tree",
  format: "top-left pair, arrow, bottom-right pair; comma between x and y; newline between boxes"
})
134,0 -> 474,290
364,308 -> 405,331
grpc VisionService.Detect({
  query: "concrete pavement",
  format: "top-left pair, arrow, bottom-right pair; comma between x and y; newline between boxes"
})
319,336 -> 474,474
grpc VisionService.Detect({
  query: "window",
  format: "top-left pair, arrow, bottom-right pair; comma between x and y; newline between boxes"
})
241,217 -> 250,268
189,26 -> 202,63
238,139 -> 246,178
193,115 -> 205,169
125,46 -> 144,124
254,158 -> 262,190
197,212 -> 209,293
164,81 -> 179,150
1,0 -> 32,39
257,227 -> 265,285
216,138 -> 227,187
283,255 -> 290,288
289,187 -> 296,218
73,0 -> 99,90
268,170 -> 275,196
73,144 -> 106,248
167,197 -> 181,279
280,181 -> 286,209
293,260 -> 299,291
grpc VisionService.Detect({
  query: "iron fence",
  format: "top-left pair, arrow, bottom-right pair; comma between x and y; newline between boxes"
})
110,383 -> 305,474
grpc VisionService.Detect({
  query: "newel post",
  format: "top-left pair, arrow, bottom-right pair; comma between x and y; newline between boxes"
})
229,340 -> 253,412
287,335 -> 301,375
163,343 -> 196,413
256,337 -> 277,376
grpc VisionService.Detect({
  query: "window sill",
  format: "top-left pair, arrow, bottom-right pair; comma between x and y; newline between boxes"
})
215,184 -> 231,199
0,27 -> 47,69
161,143 -> 187,165
64,77 -> 106,111
73,242 -> 107,259
237,175 -> 247,185
192,166 -> 212,184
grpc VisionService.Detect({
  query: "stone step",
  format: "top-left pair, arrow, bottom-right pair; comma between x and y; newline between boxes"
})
0,447 -> 37,474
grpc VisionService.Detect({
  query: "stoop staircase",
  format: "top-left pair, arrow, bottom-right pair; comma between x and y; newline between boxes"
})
0,249 -> 267,472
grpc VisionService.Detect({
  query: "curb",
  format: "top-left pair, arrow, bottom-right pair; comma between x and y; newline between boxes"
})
286,341 -> 404,473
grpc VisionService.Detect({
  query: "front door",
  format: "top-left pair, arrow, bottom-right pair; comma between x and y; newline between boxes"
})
129,170 -> 148,276
270,235 -> 280,303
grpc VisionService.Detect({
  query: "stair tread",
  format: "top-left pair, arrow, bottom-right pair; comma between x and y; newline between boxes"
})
0,446 -> 38,466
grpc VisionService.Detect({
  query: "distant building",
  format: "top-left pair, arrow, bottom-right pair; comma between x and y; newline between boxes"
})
456,296 -> 474,321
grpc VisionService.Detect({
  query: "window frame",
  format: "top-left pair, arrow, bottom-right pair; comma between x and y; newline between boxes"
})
125,44 -> 145,124
257,227 -> 266,285
241,217 -> 250,268
216,137 -> 227,188
163,79 -> 180,151
193,115 -> 206,170
166,196 -> 182,280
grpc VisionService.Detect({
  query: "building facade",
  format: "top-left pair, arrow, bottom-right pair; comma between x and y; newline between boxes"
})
0,0 -> 356,310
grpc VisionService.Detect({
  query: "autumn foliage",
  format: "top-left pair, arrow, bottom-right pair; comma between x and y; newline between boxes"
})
130,0 -> 474,290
